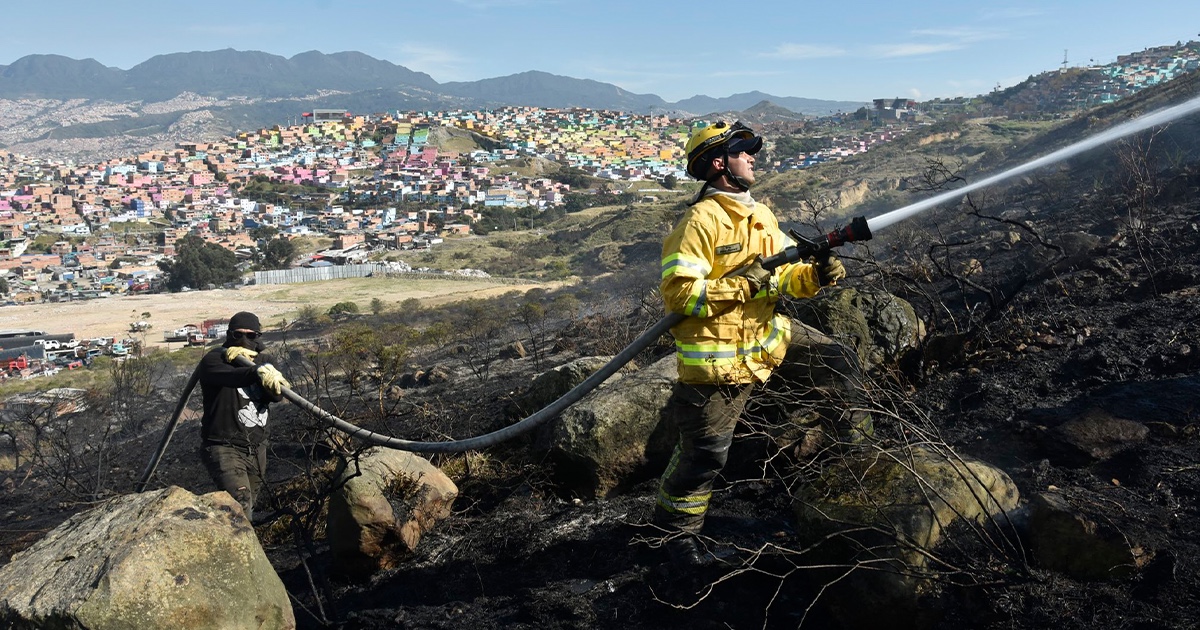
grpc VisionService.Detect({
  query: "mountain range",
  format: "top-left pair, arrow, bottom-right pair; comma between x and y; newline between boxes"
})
0,49 -> 866,116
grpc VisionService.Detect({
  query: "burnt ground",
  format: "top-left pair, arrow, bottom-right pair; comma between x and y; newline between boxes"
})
252,175 -> 1200,627
270,161 -> 1200,628
4,135 -> 1200,629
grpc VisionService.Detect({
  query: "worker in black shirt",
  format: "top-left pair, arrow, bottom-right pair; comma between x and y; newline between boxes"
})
197,311 -> 289,521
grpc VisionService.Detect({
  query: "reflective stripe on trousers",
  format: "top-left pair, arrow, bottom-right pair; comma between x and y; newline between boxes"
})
652,382 -> 753,534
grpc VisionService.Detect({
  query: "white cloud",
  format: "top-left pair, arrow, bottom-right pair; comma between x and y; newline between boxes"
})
391,43 -> 468,81
908,88 -> 922,99
874,43 -> 964,58
761,43 -> 847,60
910,27 -> 1005,43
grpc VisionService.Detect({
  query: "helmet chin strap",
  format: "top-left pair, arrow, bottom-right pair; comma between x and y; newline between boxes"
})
688,149 -> 751,205
722,147 -> 752,192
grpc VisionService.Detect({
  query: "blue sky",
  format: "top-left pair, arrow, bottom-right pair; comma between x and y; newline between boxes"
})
2,1 -> 1197,103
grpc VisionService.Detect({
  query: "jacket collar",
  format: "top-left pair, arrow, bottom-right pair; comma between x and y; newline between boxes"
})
702,189 -> 756,218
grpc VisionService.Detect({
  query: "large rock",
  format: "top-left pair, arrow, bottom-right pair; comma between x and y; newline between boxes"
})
506,356 -> 628,419
326,447 -> 459,579
1049,407 -> 1149,464
0,486 -> 294,630
538,355 -> 676,498
789,287 -> 924,372
1027,489 -> 1153,581
793,446 -> 1020,629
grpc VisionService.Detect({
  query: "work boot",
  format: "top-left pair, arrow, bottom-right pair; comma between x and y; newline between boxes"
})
665,535 -> 728,569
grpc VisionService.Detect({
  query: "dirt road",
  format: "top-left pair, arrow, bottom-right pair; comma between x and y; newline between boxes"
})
0,276 -> 549,349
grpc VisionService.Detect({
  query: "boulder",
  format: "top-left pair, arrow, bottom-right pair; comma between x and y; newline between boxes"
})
326,447 -> 459,579
506,356 -> 629,419
538,354 -> 676,498
0,486 -> 294,630
793,446 -> 1020,629
1049,407 -> 1149,464
789,287 -> 923,372
1027,489 -> 1153,581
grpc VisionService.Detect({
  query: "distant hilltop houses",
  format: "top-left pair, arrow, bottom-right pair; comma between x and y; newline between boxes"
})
991,40 -> 1200,114
1,35 -> 1198,305
0,106 -> 693,302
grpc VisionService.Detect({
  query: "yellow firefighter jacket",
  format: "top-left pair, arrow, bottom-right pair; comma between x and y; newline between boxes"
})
661,192 -> 822,384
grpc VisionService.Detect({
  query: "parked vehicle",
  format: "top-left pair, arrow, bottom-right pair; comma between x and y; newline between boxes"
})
34,339 -> 60,350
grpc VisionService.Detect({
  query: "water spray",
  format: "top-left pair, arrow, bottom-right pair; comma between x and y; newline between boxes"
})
867,93 -> 1200,233
137,94 -> 1200,485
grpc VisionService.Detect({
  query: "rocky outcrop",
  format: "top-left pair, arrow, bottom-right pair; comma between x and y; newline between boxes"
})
836,180 -> 871,208
537,355 -> 676,498
326,447 -> 459,579
793,446 -> 1020,629
0,486 -> 294,630
789,287 -> 924,371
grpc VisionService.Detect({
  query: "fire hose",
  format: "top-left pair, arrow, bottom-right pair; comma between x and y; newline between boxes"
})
135,219 -> 871,491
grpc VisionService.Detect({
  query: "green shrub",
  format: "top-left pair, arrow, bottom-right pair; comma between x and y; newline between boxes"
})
328,301 -> 360,315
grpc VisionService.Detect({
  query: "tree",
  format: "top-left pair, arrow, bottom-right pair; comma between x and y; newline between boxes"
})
157,234 -> 240,291
0,277 -> 11,294
662,174 -> 678,190
261,237 -> 297,270
250,226 -> 279,242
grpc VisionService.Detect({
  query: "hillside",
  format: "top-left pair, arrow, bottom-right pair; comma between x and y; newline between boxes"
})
0,49 -> 865,160
4,51 -> 1200,630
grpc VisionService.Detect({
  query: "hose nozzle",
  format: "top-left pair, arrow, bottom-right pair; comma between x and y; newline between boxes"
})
825,216 -> 872,248
762,216 -> 873,270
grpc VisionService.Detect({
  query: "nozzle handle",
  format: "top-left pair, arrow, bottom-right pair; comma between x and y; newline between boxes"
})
760,216 -> 872,270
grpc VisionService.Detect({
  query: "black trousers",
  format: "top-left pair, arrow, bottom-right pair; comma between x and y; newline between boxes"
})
200,441 -> 267,520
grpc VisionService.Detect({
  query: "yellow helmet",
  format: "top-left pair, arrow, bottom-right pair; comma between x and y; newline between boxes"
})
684,121 -> 763,180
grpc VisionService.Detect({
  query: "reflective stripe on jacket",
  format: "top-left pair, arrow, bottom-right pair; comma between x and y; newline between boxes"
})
660,193 -> 822,384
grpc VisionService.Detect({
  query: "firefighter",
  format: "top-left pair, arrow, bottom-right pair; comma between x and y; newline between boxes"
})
196,311 -> 289,521
655,121 -> 872,567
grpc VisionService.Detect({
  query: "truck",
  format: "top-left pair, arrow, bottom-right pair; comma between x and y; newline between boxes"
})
164,326 -> 198,342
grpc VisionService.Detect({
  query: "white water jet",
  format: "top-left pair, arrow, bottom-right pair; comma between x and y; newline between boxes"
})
867,93 -> 1200,233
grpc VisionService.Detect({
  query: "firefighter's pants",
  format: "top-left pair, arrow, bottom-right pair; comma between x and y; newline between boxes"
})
653,382 -> 754,534
201,441 -> 267,521
653,320 -> 871,534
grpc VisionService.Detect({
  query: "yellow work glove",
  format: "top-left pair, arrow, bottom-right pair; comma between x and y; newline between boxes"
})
814,253 -> 846,286
223,346 -> 258,364
742,257 -> 773,296
256,364 -> 290,395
